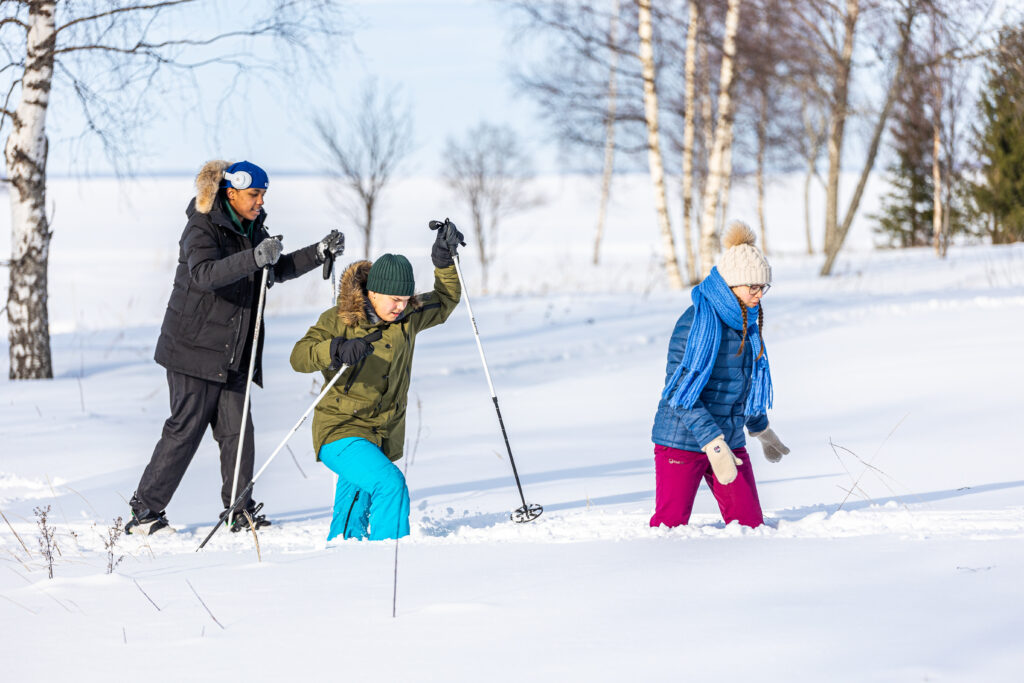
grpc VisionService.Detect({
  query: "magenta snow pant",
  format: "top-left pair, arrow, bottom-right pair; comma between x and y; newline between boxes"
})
649,444 -> 764,528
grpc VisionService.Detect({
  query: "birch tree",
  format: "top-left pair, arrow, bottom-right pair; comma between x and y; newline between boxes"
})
1,0 -> 344,380
315,79 -> 413,259
443,122 -> 540,294
638,0 -> 685,290
680,0 -> 701,283
594,0 -> 622,265
819,1 -> 919,275
697,0 -> 743,277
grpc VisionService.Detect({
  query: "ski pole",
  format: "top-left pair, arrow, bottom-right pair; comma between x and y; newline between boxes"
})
197,363 -> 350,551
429,220 -> 542,523
228,263 -> 271,526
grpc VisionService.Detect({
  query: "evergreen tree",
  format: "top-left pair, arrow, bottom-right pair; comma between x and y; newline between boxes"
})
971,24 -> 1024,244
874,45 -> 974,249
873,60 -> 935,248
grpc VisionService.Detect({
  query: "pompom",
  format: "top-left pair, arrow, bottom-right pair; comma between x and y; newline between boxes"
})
722,220 -> 757,250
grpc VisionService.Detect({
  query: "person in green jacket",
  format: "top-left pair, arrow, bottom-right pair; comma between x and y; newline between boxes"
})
290,222 -> 463,541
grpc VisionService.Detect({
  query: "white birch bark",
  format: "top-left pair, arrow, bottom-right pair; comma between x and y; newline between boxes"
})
638,0 -> 685,290
719,140 -> 734,235
823,0 -> 859,259
680,0 -> 700,284
698,33 -> 713,268
594,0 -> 621,266
5,1 -> 57,380
933,113 -> 946,258
801,97 -> 825,255
756,88 -> 768,254
698,0 -> 742,277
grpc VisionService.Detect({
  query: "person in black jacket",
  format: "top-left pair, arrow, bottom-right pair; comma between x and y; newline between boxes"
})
126,160 -> 343,535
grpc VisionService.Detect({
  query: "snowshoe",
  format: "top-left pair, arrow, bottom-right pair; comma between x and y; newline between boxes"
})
228,501 -> 272,533
125,500 -> 171,536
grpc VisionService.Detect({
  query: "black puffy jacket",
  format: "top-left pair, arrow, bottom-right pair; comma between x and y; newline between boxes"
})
154,195 -> 319,386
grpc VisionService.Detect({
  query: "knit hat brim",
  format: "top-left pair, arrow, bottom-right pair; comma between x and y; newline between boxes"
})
366,253 -> 414,297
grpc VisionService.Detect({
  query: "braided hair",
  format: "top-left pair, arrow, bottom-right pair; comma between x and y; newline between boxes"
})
733,296 -> 765,361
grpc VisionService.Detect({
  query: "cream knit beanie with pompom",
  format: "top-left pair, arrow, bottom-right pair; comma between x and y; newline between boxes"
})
717,220 -> 771,286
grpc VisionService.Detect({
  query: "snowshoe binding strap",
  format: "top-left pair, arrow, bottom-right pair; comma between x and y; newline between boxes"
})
229,502 -> 271,533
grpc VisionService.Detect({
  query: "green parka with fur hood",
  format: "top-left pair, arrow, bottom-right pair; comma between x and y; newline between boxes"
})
289,259 -> 461,461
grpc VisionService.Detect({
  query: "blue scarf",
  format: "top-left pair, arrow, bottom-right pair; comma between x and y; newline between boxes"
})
661,267 -> 773,415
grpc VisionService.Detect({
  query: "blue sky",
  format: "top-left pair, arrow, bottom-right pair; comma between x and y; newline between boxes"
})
45,0 -> 550,178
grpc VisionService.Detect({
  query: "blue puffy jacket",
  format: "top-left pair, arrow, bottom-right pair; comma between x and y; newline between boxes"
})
651,306 -> 768,452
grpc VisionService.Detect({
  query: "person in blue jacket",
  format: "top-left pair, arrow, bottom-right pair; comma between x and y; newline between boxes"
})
650,220 -> 790,528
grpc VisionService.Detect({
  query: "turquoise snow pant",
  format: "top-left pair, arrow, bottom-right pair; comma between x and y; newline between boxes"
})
319,437 -> 410,541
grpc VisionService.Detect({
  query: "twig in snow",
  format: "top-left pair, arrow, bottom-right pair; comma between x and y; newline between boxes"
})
241,511 -> 262,562
44,474 -> 74,554
187,579 -> 225,629
4,547 -> 32,571
834,439 -> 921,507
0,592 -> 37,615
830,441 -> 875,503
122,627 -> 127,645
63,485 -> 101,519
77,377 -> 86,413
405,393 -> 423,467
286,444 -> 308,479
0,508 -> 32,559
133,579 -> 161,611
34,506 -> 56,579
104,517 -> 125,574
834,414 -> 909,512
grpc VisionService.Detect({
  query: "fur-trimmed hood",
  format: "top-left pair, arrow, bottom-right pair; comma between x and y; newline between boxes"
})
336,259 -> 421,326
195,160 -> 230,214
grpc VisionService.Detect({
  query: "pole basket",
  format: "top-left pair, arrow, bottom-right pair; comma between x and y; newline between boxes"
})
512,503 -> 543,524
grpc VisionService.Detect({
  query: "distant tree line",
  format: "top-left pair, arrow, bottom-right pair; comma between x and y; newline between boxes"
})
501,0 -> 1019,285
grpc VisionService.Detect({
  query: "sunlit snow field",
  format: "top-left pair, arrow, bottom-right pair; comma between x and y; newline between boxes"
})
1,175 -> 1022,681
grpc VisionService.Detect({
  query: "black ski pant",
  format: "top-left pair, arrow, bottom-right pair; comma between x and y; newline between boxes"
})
135,369 -> 255,513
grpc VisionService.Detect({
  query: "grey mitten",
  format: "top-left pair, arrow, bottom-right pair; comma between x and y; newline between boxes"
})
702,435 -> 742,485
316,229 -> 344,263
253,237 -> 283,267
750,427 -> 789,463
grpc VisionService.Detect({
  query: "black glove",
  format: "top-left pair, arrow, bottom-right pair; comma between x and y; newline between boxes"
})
316,229 -> 344,264
329,336 -> 373,369
254,237 -> 283,268
430,219 -> 465,268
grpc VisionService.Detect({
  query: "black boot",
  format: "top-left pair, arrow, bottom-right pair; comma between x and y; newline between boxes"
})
125,494 -> 171,535
228,501 -> 271,533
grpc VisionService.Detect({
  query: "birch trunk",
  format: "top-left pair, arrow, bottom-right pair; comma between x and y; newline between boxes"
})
638,0 -> 684,290
698,33 -> 713,269
680,0 -> 700,284
5,1 -> 57,380
801,98 -> 824,255
823,0 -> 859,259
804,165 -> 814,254
756,87 -> 768,254
821,6 -> 913,276
719,140 -> 734,235
698,0 -> 742,277
594,0 -> 621,266
932,111 -> 944,258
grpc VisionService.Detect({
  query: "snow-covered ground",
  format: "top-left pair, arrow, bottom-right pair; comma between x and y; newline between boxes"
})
1,175 -> 1022,681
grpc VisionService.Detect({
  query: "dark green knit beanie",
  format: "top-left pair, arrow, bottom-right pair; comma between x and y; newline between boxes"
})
366,253 -> 415,296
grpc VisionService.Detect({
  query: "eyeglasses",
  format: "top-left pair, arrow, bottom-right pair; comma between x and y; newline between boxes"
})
748,284 -> 771,294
